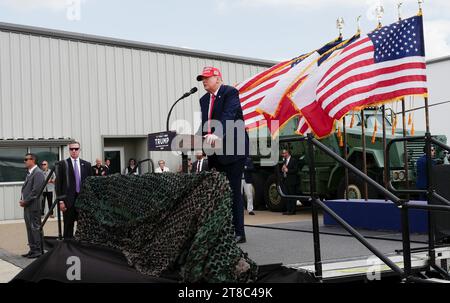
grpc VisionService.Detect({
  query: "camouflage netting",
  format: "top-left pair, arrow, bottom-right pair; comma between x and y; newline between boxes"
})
74,172 -> 258,283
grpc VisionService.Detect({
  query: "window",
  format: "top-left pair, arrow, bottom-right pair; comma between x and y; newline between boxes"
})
0,146 -> 60,183
0,148 -> 28,182
30,147 -> 59,169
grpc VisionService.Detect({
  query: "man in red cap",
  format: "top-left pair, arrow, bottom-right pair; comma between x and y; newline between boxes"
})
197,66 -> 249,244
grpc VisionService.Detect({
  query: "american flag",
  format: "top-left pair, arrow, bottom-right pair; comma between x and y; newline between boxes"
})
289,36 -> 357,137
238,38 -> 343,135
317,15 -> 427,121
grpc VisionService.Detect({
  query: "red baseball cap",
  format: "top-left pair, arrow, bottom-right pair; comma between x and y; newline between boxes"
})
196,66 -> 222,81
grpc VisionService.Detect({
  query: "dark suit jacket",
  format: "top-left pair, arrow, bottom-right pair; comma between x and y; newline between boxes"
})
243,157 -> 254,184
192,158 -> 209,173
55,158 -> 92,208
21,166 -> 45,212
416,154 -> 436,189
281,156 -> 299,187
200,84 -> 249,166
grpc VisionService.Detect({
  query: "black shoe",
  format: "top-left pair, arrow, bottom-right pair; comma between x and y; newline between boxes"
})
283,211 -> 294,215
21,251 -> 32,258
27,253 -> 42,259
235,236 -> 246,244
249,211 -> 255,215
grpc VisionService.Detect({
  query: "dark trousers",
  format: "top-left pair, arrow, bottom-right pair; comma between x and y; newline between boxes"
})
213,159 -> 246,238
283,181 -> 297,213
41,191 -> 53,215
63,194 -> 78,239
63,206 -> 77,239
24,208 -> 41,253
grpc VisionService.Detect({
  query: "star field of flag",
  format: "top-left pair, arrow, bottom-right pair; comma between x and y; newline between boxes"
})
368,15 -> 425,63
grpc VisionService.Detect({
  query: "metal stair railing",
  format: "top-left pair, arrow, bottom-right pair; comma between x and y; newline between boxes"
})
386,133 -> 450,280
275,133 -> 450,282
39,162 -> 65,254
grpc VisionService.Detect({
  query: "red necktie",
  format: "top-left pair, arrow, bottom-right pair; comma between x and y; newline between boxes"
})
207,94 -> 216,134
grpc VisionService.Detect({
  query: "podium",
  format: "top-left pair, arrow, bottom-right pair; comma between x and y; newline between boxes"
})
148,131 -> 221,172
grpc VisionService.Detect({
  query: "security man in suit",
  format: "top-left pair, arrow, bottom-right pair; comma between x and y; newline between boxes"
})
192,151 -> 209,173
281,149 -> 299,215
20,153 -> 45,258
55,141 -> 92,238
197,66 -> 250,243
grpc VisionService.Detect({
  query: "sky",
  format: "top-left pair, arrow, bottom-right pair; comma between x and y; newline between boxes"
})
0,0 -> 449,62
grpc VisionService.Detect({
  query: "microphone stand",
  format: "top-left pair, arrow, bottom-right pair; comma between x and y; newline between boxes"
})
166,93 -> 191,132
165,90 -> 196,173
138,158 -> 155,174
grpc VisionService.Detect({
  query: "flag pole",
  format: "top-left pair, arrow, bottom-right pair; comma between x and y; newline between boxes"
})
397,2 -> 410,197
417,0 -> 437,276
361,109 -> 368,201
343,116 -> 349,200
382,105 -> 388,201
401,98 -> 410,196
361,4 -> 385,201
337,17 -> 349,199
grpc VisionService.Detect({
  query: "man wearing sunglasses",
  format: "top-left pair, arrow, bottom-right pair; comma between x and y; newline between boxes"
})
55,141 -> 92,238
20,153 -> 45,258
40,161 -> 56,218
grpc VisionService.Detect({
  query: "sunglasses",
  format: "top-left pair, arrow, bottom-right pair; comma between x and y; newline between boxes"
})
41,163 -> 48,166
24,158 -> 33,162
69,148 -> 80,151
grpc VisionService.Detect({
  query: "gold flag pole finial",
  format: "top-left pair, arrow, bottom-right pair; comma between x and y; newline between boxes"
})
356,15 -> 362,35
418,0 -> 424,15
375,4 -> 384,29
336,17 -> 345,39
397,1 -> 403,21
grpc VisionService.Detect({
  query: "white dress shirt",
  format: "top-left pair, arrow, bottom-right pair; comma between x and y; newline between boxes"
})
196,159 -> 204,172
285,156 -> 291,167
207,86 -> 222,119
28,165 -> 38,175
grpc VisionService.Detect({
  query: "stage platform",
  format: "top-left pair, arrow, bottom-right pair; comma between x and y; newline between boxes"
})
240,220 -> 427,266
240,220 -> 450,282
322,199 -> 429,233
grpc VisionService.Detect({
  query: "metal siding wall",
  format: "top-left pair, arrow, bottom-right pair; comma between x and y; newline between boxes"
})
0,29 -> 270,220
0,186 -> 23,220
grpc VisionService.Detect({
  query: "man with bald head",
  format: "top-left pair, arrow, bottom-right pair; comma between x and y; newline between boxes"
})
92,158 -> 107,176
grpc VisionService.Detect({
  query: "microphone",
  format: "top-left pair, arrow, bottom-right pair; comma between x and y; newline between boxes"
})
181,87 -> 198,99
166,87 -> 198,131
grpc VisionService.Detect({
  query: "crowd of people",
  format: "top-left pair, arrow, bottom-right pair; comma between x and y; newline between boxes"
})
19,142 -> 258,258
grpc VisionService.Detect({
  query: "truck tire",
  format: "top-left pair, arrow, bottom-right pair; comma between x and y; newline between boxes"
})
264,174 -> 286,212
337,173 -> 378,199
251,173 -> 266,210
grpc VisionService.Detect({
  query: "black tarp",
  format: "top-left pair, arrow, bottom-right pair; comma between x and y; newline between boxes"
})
11,240 -> 175,283
10,239 -> 315,283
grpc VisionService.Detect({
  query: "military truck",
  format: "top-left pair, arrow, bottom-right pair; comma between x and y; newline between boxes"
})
248,108 -> 447,211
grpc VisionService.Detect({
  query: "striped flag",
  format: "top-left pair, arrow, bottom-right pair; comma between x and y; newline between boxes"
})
237,54 -> 312,131
238,38 -> 343,136
289,36 -> 358,137
318,15 -> 427,121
